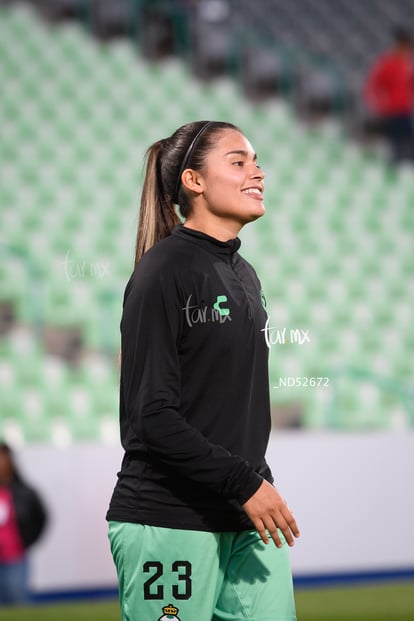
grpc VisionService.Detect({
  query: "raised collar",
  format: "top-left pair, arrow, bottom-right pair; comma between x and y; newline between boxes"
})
172,224 -> 241,256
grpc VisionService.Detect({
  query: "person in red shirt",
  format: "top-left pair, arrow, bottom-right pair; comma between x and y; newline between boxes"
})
364,26 -> 414,164
0,443 -> 47,605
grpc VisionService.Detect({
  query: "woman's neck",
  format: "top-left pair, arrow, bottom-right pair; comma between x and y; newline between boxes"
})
183,215 -> 241,242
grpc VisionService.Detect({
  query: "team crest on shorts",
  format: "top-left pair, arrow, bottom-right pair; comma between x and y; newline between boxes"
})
158,603 -> 181,621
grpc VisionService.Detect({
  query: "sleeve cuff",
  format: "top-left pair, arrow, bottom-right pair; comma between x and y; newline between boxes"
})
235,471 -> 263,505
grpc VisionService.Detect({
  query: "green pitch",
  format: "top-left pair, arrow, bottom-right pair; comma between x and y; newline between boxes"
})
0,582 -> 413,621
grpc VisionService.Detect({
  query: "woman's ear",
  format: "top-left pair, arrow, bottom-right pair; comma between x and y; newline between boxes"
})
181,169 -> 205,196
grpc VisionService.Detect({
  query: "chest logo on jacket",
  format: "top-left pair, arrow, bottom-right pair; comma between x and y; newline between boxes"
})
182,294 -> 232,327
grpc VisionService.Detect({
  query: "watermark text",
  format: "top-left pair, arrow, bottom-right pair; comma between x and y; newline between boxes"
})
262,318 -> 311,348
273,376 -> 330,389
61,251 -> 110,281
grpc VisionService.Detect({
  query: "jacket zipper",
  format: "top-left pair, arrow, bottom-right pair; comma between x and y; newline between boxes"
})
231,256 -> 253,319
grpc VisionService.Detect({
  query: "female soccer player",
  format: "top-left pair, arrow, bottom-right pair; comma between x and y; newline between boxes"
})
107,120 -> 300,621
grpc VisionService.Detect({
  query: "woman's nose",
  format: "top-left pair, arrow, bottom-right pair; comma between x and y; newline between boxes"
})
251,164 -> 265,180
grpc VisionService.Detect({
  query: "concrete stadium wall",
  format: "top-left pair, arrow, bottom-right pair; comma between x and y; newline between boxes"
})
19,431 -> 414,594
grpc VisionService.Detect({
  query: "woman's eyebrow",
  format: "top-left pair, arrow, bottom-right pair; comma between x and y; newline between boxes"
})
224,150 -> 258,160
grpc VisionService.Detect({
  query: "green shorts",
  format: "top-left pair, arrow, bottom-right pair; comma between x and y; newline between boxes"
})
108,521 -> 296,621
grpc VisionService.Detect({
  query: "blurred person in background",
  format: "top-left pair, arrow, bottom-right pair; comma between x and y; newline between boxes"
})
364,25 -> 414,164
0,442 -> 48,605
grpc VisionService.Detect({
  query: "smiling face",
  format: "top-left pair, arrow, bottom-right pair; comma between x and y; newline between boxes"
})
183,129 -> 265,233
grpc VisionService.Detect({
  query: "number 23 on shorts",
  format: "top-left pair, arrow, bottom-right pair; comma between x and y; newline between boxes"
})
143,561 -> 192,600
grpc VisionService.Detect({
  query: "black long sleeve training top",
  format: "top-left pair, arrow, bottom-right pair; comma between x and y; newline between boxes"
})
106,224 -> 274,532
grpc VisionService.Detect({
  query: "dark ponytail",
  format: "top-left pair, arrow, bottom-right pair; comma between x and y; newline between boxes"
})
134,120 -> 239,265
134,140 -> 180,265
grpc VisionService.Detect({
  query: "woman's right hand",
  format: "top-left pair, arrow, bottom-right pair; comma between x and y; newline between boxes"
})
242,480 -> 300,548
